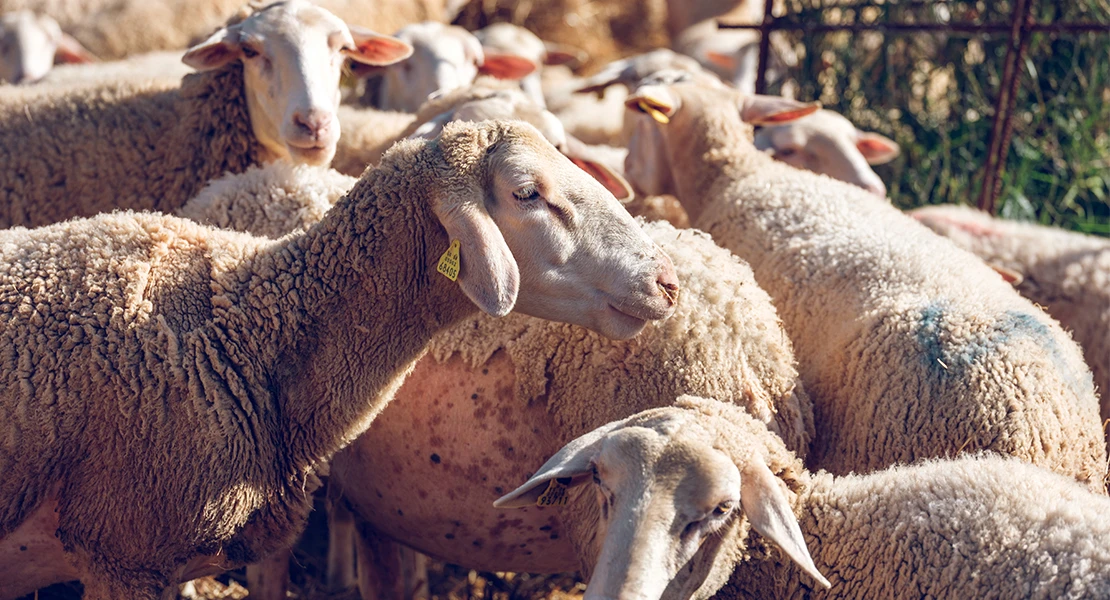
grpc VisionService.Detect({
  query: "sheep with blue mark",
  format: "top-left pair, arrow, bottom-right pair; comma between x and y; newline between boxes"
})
622,80 -> 1108,492
912,203 -> 1110,437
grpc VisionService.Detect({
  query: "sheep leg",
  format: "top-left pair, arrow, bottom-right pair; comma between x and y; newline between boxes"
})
326,487 -> 357,590
355,521 -> 406,600
245,552 -> 290,600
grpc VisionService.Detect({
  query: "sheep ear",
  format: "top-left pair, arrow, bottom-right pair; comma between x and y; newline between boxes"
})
988,263 -> 1023,286
183,26 -> 242,70
738,95 -> 820,125
705,50 -> 738,72
741,459 -> 831,590
345,26 -> 413,66
494,420 -> 625,508
54,32 -> 96,64
434,190 -> 520,317
462,34 -> 485,67
543,41 -> 586,67
855,131 -> 900,165
478,53 -> 538,80
562,134 -> 633,203
625,85 -> 679,124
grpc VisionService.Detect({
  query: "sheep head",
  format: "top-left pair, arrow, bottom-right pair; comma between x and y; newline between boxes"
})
495,397 -> 829,600
183,0 -> 412,166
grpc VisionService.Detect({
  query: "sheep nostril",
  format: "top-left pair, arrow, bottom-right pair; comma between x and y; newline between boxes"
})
657,281 -> 679,306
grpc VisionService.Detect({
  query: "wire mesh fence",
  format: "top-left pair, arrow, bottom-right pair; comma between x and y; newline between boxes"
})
723,0 -> 1110,235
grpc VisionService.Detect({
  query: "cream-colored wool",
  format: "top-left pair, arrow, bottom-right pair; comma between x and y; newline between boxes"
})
179,161 -> 356,238
626,83 -> 1107,491
0,121 -> 634,599
912,204 -> 1110,425
0,64 -> 260,228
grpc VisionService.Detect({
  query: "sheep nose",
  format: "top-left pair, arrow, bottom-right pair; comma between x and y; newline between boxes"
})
656,254 -> 680,307
292,109 -> 332,140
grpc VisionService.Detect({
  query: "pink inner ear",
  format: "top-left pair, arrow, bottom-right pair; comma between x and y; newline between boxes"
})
570,157 -> 633,202
349,37 -> 413,66
705,50 -> 737,71
478,54 -> 538,80
183,42 -> 240,70
857,137 -> 897,159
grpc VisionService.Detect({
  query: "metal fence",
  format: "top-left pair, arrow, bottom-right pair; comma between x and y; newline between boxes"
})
721,0 -> 1109,222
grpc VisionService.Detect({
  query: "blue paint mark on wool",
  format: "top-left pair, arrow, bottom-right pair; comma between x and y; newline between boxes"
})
914,301 -> 1088,395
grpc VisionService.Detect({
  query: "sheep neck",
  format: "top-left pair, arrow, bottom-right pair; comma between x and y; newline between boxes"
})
253,144 -> 476,474
165,65 -> 262,212
666,108 -> 767,223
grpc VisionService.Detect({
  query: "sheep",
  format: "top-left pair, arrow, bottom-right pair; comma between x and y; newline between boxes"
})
473,22 -> 585,109
2,0 -> 466,61
0,119 -> 680,600
357,21 -> 489,112
621,81 -> 1108,491
911,204 -> 1110,427
499,395 -> 1110,600
333,80 -> 635,202
0,0 -> 413,229
172,162 -> 811,598
0,9 -> 94,84
755,109 -> 900,197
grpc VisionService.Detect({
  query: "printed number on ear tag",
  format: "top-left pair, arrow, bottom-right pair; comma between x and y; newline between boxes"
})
638,100 -> 670,124
437,239 -> 460,282
536,477 -> 571,507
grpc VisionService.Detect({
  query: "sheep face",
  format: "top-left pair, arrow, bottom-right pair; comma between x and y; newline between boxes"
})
754,109 -> 899,198
183,0 -> 412,166
0,11 -> 93,84
433,121 -> 678,339
376,22 -> 486,113
494,405 -> 827,600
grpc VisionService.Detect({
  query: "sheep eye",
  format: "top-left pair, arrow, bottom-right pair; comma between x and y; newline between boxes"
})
591,464 -> 601,485
713,501 -> 734,517
512,184 -> 541,202
775,147 -> 798,159
241,45 -> 259,59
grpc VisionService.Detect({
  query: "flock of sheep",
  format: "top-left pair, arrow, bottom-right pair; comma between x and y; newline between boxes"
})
0,0 -> 1107,599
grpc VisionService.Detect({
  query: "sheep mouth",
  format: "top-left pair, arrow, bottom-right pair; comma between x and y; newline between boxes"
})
606,295 -> 672,324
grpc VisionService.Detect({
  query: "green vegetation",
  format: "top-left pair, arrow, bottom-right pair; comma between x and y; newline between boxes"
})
769,0 -> 1110,235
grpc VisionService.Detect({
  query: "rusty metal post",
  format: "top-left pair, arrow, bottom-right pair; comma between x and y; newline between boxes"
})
753,0 -> 776,94
976,0 -> 1035,215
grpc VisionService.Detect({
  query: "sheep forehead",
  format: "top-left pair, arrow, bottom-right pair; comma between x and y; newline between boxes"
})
240,0 -> 349,48
476,23 -> 545,58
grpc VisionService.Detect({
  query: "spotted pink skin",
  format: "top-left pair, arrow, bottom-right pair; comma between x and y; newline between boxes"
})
330,352 -> 580,572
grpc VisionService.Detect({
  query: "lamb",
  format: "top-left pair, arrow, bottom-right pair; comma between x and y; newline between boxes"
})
0,0 -> 413,229
911,204 -> 1110,426
2,0 -> 466,61
0,9 -> 94,83
499,395 -> 1110,599
621,81 -> 1107,491
357,21 -> 489,112
755,109 -> 900,197
0,119 -> 680,600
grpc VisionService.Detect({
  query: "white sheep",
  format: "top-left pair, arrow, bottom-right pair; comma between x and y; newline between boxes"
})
912,204 -> 1110,427
499,395 -> 1110,599
622,81 -> 1108,491
755,109 -> 900,197
0,9 -> 94,83
35,49 -> 193,87
0,119 -> 679,600
358,21 -> 489,112
0,0 -> 412,229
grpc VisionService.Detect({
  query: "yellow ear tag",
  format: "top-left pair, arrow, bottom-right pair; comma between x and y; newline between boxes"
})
437,239 -> 460,282
638,99 -> 671,124
536,477 -> 571,507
